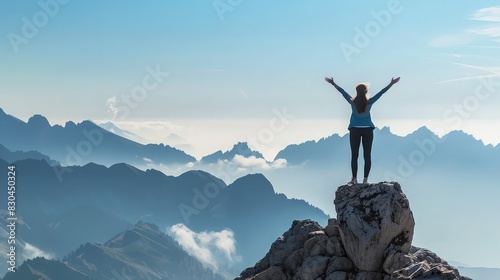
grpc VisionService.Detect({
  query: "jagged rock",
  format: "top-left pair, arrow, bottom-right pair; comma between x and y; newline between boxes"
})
388,246 -> 471,280
355,271 -> 385,280
326,256 -> 353,275
383,249 -> 413,274
391,261 -> 460,280
268,220 -> 323,267
253,266 -> 288,280
334,182 -> 415,272
326,236 -> 345,257
325,271 -> 349,280
294,255 -> 330,280
239,267 -> 258,279
325,218 -> 340,237
236,182 -> 470,280
285,249 -> 305,274
236,220 -> 323,279
304,233 -> 328,257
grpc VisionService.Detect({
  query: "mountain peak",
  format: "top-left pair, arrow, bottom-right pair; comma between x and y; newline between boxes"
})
411,125 -> 434,136
234,141 -> 250,148
64,222 -> 225,280
201,141 -> 264,163
0,107 -> 6,117
231,142 -> 261,156
65,121 -> 77,128
166,133 -> 185,141
134,220 -> 161,232
27,114 -> 51,128
229,173 -> 275,196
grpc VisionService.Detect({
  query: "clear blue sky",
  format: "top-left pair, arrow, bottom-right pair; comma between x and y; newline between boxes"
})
1,0 -> 499,121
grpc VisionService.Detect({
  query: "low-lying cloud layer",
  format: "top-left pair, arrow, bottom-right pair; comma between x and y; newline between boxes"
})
225,155 -> 287,171
168,224 -> 241,273
22,242 -> 53,260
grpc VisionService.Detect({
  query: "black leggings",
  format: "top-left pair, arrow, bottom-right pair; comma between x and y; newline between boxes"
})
349,127 -> 374,178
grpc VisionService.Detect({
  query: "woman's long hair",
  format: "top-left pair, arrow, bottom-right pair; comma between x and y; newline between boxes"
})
353,83 -> 369,113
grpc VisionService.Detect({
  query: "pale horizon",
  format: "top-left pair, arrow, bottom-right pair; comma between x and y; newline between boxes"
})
16,113 -> 498,160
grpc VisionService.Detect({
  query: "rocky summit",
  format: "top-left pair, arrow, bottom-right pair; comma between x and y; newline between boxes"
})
236,182 -> 470,280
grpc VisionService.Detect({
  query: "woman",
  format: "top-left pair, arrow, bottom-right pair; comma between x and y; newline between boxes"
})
325,76 -> 400,184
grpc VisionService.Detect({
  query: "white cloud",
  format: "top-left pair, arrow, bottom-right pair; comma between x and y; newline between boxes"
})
432,6 -> 500,47
467,6 -> 500,41
22,242 -> 52,260
106,96 -> 119,119
466,26 -> 500,41
221,155 -> 287,171
168,224 -> 240,273
434,62 -> 500,84
469,6 -> 500,22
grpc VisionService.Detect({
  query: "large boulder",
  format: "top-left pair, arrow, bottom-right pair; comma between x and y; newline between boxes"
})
334,182 -> 415,272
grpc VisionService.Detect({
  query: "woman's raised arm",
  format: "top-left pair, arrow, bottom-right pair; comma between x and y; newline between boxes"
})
325,77 -> 352,103
369,77 -> 400,105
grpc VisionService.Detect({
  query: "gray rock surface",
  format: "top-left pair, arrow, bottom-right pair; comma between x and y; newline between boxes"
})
235,182 -> 469,280
334,182 -> 415,272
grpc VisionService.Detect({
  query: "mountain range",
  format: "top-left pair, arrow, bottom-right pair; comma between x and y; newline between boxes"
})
3,108 -> 499,175
0,152 -> 327,276
98,121 -> 149,144
2,222 -> 225,280
0,108 -> 195,167
0,143 -> 59,166
201,142 -> 265,164
1,108 -> 499,278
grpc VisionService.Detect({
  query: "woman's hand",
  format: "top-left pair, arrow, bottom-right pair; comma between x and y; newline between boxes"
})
390,77 -> 400,85
325,77 -> 334,85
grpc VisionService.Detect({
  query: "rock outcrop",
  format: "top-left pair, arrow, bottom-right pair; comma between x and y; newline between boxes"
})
236,182 -> 470,280
334,182 -> 415,272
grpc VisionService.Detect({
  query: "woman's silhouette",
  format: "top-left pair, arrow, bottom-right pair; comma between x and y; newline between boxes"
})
325,76 -> 400,184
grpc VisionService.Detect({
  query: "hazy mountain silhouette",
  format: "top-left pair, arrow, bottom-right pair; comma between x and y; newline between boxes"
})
98,121 -> 149,144
274,126 -> 499,170
2,222 -> 225,280
0,108 -> 195,167
0,157 -> 327,276
0,143 -> 59,166
201,142 -> 265,163
262,125 -> 500,214
2,257 -> 89,280
165,132 -> 193,149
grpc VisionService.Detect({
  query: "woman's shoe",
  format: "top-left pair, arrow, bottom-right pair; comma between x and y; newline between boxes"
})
348,178 -> 357,185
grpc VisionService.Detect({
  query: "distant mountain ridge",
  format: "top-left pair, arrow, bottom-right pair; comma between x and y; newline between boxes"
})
2,257 -> 89,280
2,108 -> 497,172
273,126 -> 499,168
0,108 -> 195,167
98,121 -> 149,144
0,143 -> 59,166
201,142 -> 265,163
2,222 -> 225,280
